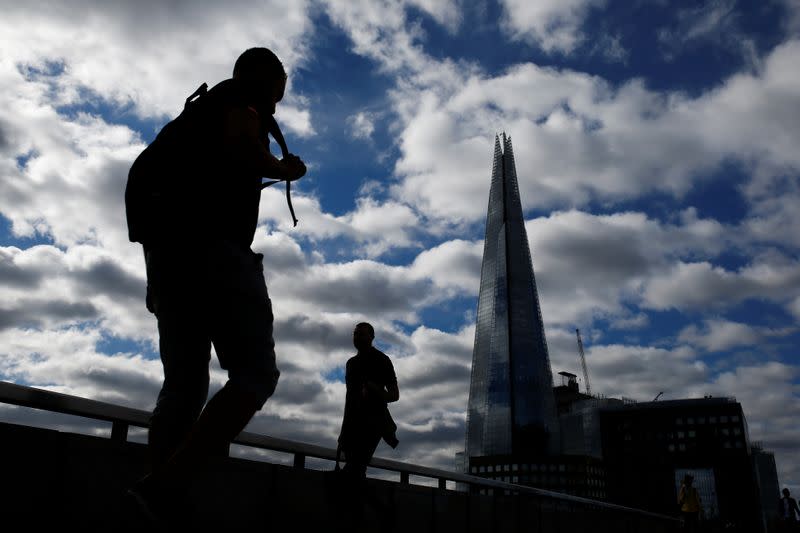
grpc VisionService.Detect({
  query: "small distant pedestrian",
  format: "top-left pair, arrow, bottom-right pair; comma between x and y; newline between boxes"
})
779,488 -> 800,532
678,473 -> 702,532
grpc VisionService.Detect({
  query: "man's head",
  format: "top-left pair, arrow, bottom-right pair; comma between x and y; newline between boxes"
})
683,474 -> 694,485
353,322 -> 375,352
784,488 -> 791,497
233,47 -> 287,115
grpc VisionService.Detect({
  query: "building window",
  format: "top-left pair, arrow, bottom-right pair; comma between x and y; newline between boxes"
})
720,415 -> 729,423
513,463 -> 519,471
687,417 -> 695,424
479,466 -> 485,473
724,441 -> 732,448
721,428 -> 730,436
698,417 -> 706,424
488,466 -> 494,473
677,431 -> 685,439
732,415 -> 740,422
679,443 -> 686,451
676,417 -> 684,425
709,416 -> 718,424
668,444 -> 675,452
735,441 -> 743,448
688,430 -> 696,438
733,428 -> 741,436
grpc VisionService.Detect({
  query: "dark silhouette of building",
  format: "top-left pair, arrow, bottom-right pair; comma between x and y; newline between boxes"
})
599,397 -> 768,531
752,443 -> 780,531
465,134 -> 559,466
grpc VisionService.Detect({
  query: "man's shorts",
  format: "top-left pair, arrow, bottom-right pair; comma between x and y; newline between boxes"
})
145,240 -> 280,408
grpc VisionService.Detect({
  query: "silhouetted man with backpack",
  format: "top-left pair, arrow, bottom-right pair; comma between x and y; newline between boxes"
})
125,47 -> 306,525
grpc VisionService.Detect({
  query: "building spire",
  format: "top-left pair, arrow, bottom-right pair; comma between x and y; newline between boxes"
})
465,134 -> 559,461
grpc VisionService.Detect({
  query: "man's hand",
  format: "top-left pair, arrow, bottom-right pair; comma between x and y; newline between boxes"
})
281,154 -> 306,182
363,380 -> 399,403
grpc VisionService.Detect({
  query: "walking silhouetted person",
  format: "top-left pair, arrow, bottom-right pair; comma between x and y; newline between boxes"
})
779,488 -> 800,531
125,47 -> 306,525
335,322 -> 399,530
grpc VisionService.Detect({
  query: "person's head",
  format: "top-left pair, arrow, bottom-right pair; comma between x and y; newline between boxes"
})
233,47 -> 287,115
353,322 -> 375,352
683,474 -> 694,486
784,488 -> 791,497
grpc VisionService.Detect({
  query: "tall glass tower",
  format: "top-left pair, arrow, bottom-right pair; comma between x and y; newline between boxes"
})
465,134 -> 559,461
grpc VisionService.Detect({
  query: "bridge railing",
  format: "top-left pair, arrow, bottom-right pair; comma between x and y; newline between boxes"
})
0,380 -> 678,528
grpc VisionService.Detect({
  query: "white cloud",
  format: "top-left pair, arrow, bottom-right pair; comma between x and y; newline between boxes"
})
522,209 -> 730,324
406,0 -> 463,32
389,41 -> 800,225
641,259 -> 800,312
410,239 -> 483,293
0,326 -> 162,409
678,319 -> 796,352
0,0 -> 313,121
499,0 -> 606,53
346,111 -> 377,140
579,343 -> 705,401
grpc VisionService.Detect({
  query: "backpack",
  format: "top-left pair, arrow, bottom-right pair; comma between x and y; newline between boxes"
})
125,82 -> 298,246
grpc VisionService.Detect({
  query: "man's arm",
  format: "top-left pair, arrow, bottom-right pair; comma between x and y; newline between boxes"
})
364,380 -> 399,403
222,106 -> 306,181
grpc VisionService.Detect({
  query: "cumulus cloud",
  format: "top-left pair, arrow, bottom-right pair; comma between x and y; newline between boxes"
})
390,40 -> 800,224
499,0 -> 606,53
641,258 -> 800,312
678,319 -> 796,353
346,111 -> 377,140
0,0 -> 313,121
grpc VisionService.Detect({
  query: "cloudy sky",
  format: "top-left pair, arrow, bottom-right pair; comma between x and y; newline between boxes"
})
1,0 -> 798,492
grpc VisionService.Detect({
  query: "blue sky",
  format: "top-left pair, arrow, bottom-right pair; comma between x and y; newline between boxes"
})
0,0 -> 798,492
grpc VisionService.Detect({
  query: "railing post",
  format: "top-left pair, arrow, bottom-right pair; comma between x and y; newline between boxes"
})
438,478 -> 446,490
401,471 -> 409,484
293,453 -> 305,469
110,421 -> 128,442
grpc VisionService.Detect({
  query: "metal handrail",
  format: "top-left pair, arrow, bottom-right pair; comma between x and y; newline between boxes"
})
0,380 -> 676,522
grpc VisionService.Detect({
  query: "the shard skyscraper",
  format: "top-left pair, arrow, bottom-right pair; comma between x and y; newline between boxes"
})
465,134 -> 559,463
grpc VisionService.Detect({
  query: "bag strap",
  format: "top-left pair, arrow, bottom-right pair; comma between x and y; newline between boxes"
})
263,115 -> 299,227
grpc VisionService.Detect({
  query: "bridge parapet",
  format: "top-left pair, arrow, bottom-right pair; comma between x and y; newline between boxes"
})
0,381 -> 679,531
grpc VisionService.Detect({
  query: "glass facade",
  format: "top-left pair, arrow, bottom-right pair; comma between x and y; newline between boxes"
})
466,135 -> 559,461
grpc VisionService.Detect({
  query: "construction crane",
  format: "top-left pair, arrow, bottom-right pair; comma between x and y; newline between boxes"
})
576,328 -> 591,395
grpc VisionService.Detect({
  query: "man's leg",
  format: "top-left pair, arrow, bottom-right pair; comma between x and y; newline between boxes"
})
148,321 -> 211,471
340,431 -> 383,530
159,245 -> 278,477
145,249 -> 212,472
